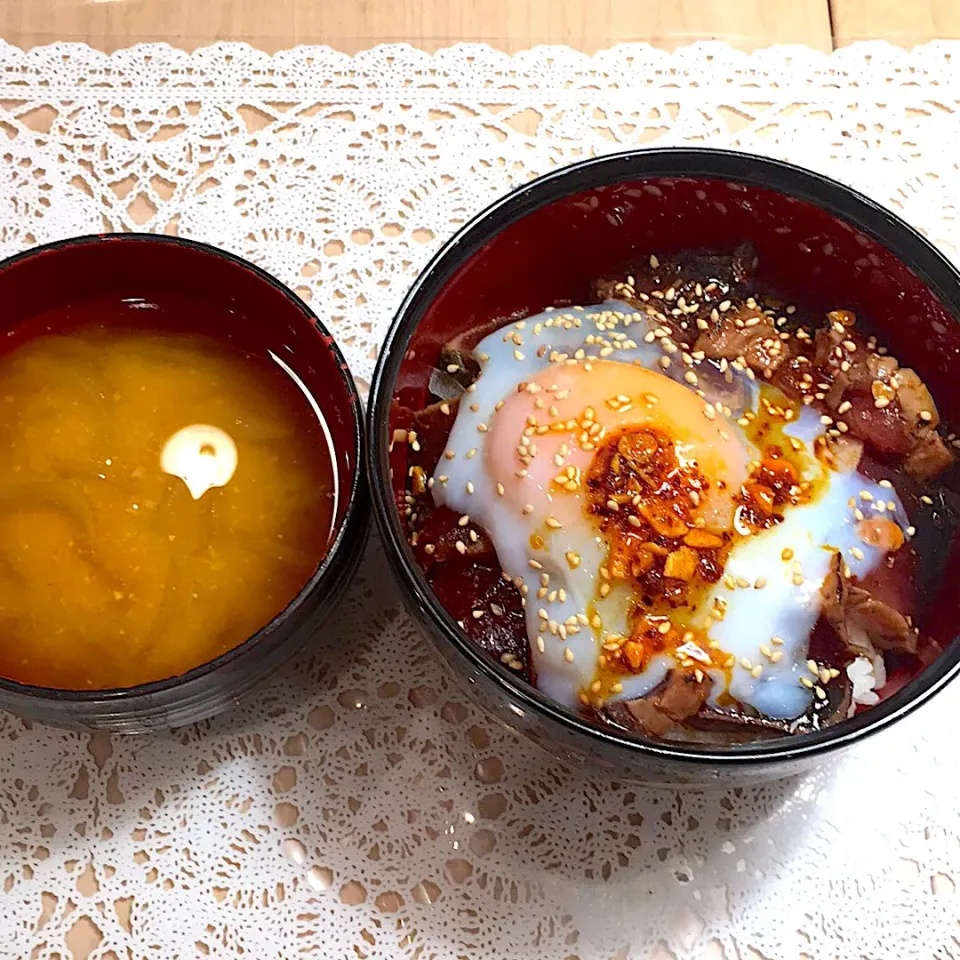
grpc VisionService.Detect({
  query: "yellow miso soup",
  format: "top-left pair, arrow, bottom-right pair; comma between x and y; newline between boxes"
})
0,312 -> 335,689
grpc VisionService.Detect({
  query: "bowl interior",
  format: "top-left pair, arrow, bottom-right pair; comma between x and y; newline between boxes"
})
395,176 -> 960,414
0,235 -> 359,532
0,234 -> 362,696
381,161 -> 960,757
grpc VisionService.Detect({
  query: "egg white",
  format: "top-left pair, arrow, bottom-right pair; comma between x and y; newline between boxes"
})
702,408 -> 904,719
432,301 -> 907,719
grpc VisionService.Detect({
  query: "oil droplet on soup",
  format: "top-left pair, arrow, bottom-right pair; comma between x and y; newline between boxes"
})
0,326 -> 335,689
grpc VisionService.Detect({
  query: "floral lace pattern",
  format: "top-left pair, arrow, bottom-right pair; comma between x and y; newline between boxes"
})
1,39 -> 959,958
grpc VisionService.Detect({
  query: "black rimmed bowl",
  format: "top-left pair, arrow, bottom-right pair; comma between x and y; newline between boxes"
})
367,148 -> 960,783
0,234 -> 368,733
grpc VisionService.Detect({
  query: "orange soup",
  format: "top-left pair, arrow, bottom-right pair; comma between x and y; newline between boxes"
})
0,320 -> 335,689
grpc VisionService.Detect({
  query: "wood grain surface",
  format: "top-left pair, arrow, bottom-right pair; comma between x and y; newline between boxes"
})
2,0 -> 954,54
0,0 -> 869,53
832,0 -> 960,45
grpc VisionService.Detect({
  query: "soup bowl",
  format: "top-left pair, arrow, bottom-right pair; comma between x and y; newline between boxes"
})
367,148 -> 960,783
0,234 -> 368,732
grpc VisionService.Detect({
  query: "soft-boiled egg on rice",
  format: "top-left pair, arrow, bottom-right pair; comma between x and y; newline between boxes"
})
432,301 -> 904,720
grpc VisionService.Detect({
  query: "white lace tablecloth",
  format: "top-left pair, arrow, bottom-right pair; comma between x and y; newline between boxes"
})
1,39 -> 960,959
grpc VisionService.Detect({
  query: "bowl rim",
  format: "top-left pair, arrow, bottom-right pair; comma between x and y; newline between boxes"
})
367,146 -> 960,766
0,231 -> 367,703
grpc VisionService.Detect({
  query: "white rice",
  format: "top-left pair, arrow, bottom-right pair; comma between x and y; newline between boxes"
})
846,652 -> 886,715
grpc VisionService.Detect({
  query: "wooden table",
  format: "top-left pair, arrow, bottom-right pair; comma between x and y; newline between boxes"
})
1,0 -> 958,53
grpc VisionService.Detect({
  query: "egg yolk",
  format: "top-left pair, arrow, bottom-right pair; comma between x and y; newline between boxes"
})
485,360 -> 750,531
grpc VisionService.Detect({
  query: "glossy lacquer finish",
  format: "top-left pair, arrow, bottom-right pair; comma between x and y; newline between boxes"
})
0,235 -> 368,732
368,148 -> 960,784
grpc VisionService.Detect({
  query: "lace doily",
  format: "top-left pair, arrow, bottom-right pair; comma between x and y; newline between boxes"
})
1,39 -> 960,959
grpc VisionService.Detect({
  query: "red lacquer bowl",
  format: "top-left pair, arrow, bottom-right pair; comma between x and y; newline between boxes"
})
0,234 -> 368,732
368,148 -> 960,783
